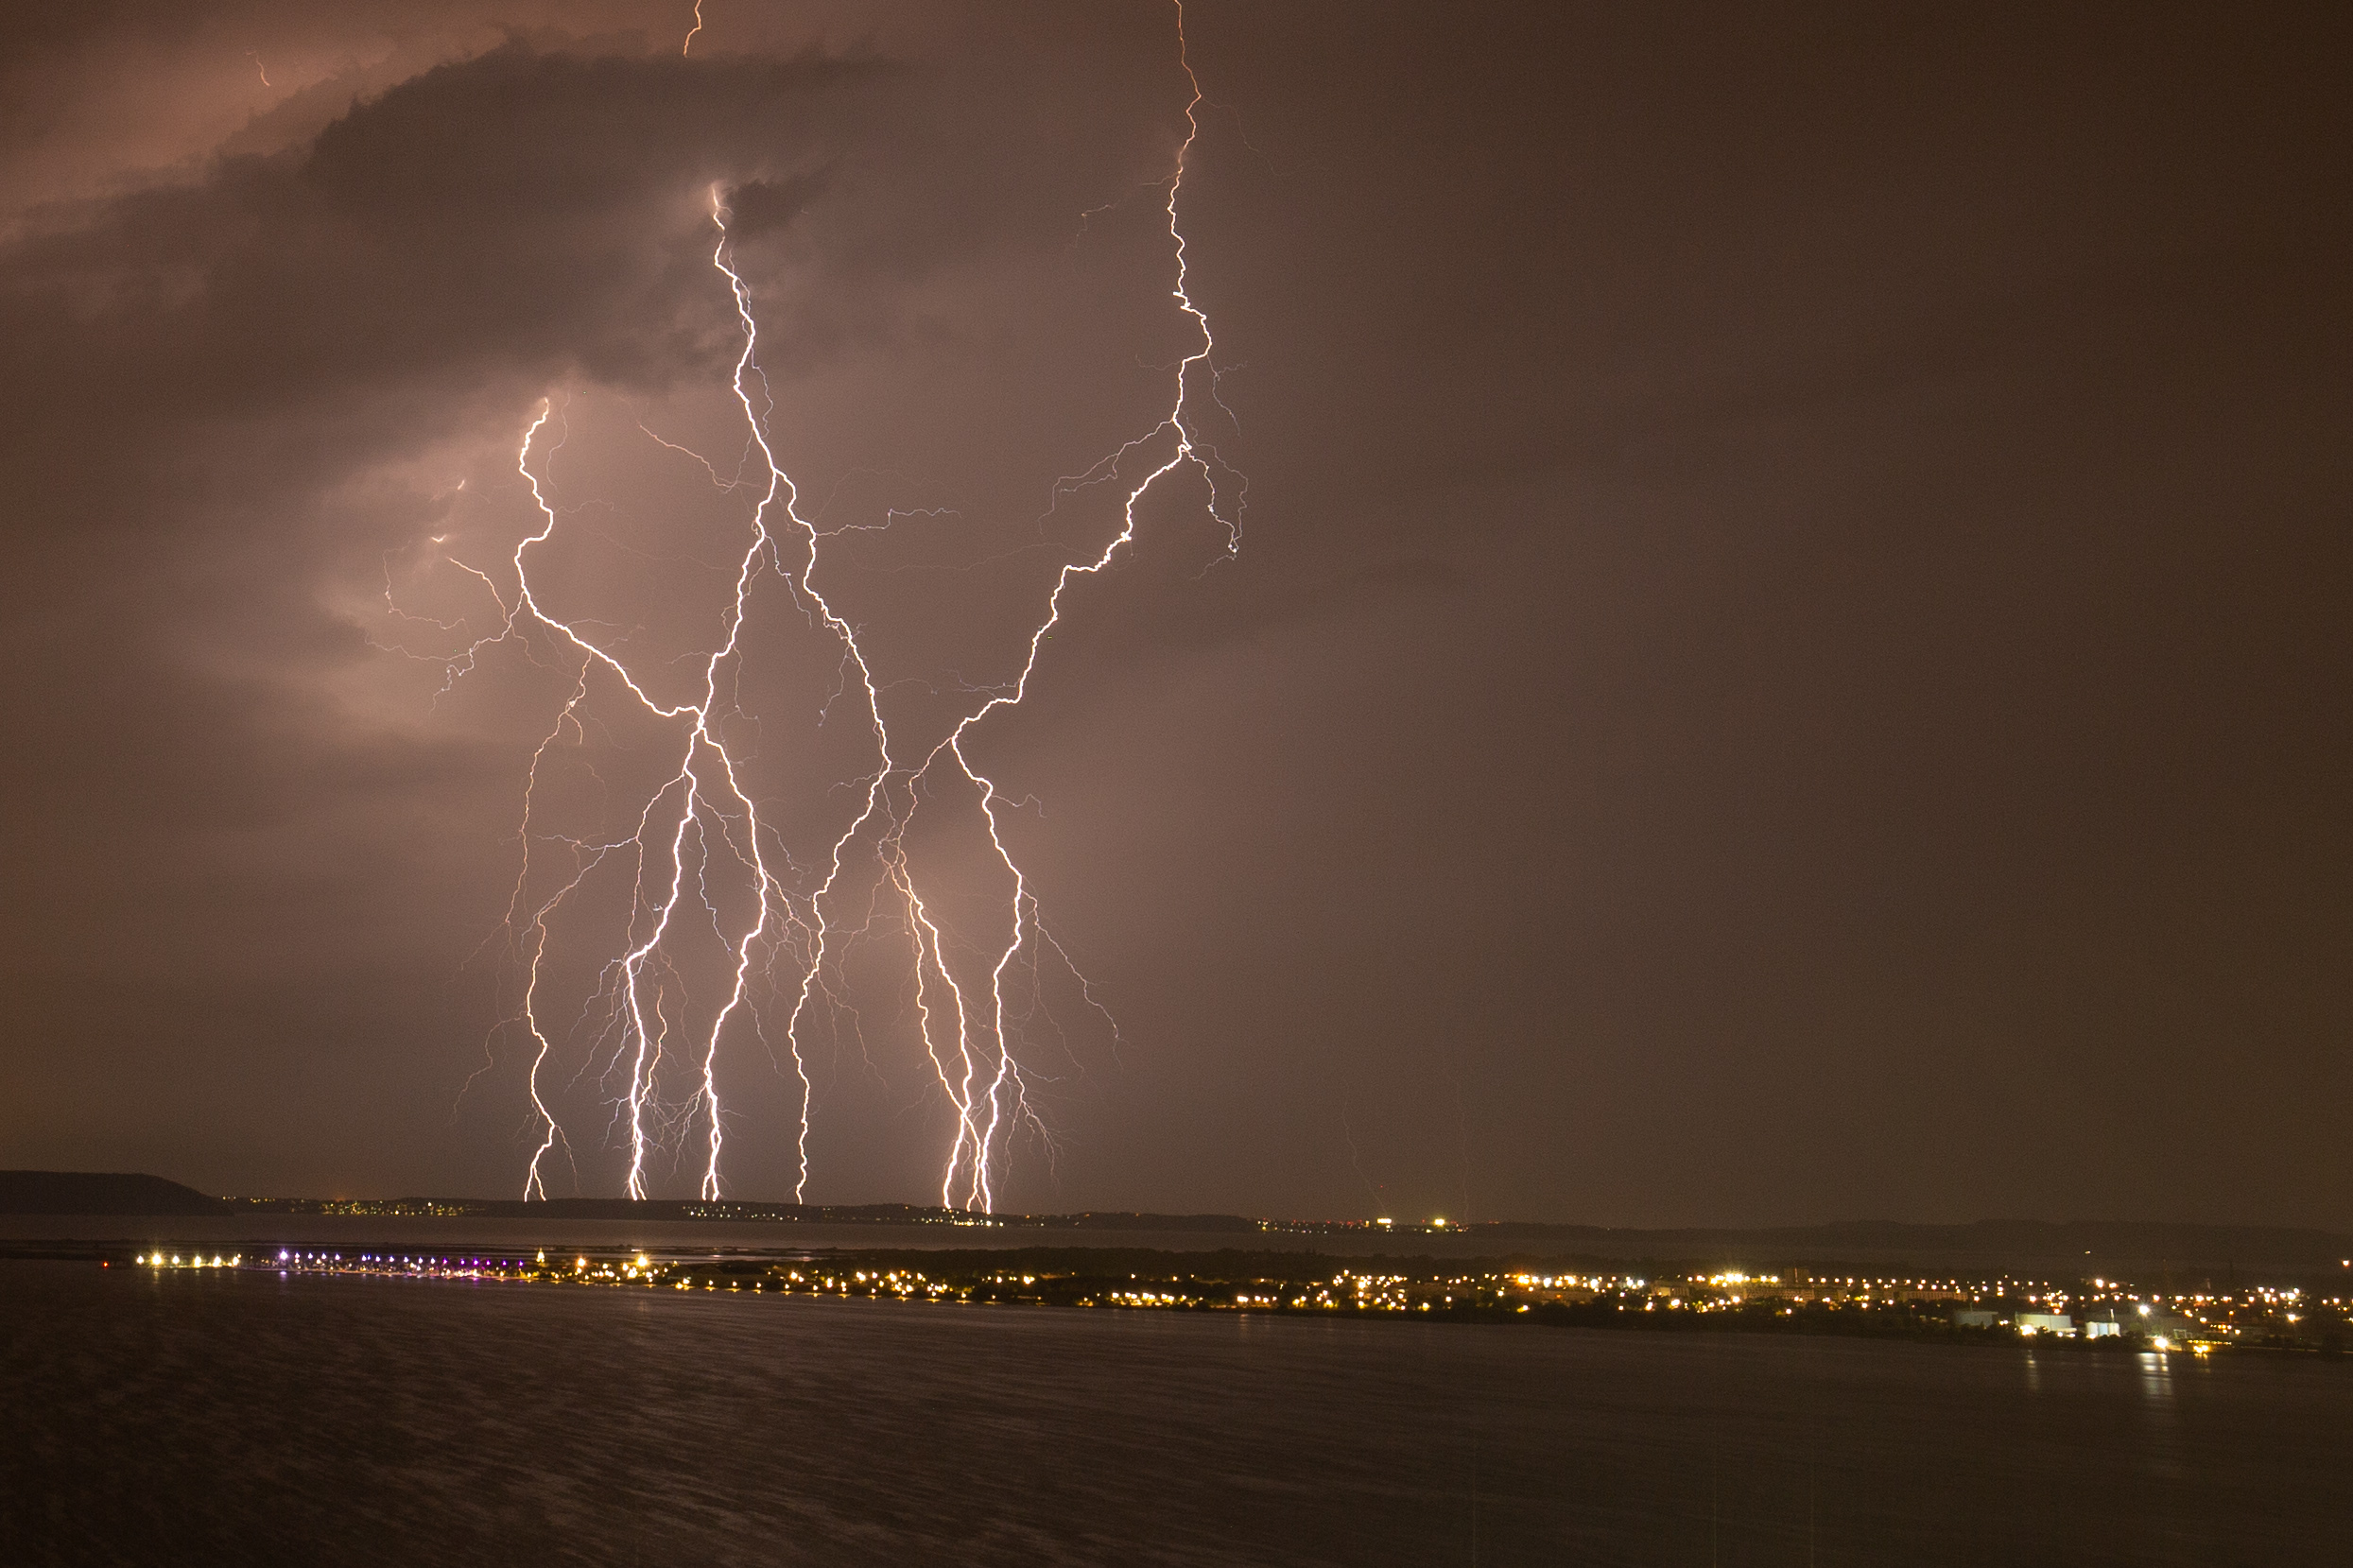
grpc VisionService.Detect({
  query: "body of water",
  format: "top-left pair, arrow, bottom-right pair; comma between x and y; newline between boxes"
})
4,1259 -> 2343,1564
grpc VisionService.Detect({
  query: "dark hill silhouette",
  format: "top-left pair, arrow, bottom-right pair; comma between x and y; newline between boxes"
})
0,1171 -> 230,1215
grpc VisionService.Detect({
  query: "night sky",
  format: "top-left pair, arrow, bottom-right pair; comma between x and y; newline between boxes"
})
1,1 -> 2344,1227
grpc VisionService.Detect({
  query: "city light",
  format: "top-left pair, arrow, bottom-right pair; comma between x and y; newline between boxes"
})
101,1243 -> 2340,1354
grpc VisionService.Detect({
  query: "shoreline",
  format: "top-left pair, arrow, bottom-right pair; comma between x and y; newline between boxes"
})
21,1239 -> 2343,1360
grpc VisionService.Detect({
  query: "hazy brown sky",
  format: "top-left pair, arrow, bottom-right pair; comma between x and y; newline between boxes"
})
2,1 -> 2345,1226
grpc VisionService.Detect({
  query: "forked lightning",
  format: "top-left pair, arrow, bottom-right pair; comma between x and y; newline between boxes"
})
434,3 -> 1234,1209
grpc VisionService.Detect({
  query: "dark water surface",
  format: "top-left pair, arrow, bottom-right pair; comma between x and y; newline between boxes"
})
4,1261 -> 2343,1565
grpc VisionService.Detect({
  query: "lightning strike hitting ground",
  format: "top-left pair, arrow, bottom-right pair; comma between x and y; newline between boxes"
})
424,4 -> 1236,1209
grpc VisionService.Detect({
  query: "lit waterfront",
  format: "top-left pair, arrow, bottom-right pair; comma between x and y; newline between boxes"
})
119,1248 -> 2347,1354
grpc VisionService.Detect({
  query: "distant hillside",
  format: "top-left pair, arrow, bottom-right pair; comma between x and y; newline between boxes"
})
51,1177 -> 2343,1276
1448,1217 -> 2353,1274
0,1171 -> 230,1215
200,1195 -> 2351,1273
230,1197 -> 1266,1231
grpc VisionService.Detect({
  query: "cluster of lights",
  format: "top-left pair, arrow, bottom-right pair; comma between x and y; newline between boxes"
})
1256,1215 -> 1473,1234
117,1245 -> 2346,1353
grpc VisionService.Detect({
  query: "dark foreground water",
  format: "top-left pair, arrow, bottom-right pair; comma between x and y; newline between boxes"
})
4,1262 -> 2344,1565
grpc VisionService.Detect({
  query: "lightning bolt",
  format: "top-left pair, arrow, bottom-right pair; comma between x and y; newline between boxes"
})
899,0 -> 1237,1210
424,1 -> 1236,1210
683,2 -> 704,58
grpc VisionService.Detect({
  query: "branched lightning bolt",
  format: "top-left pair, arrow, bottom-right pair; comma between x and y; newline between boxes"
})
884,0 -> 1237,1211
444,194 -> 821,1204
430,1 -> 1234,1209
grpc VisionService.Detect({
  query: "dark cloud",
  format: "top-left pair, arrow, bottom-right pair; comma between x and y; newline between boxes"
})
722,172 -> 832,239
0,47 -> 870,539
